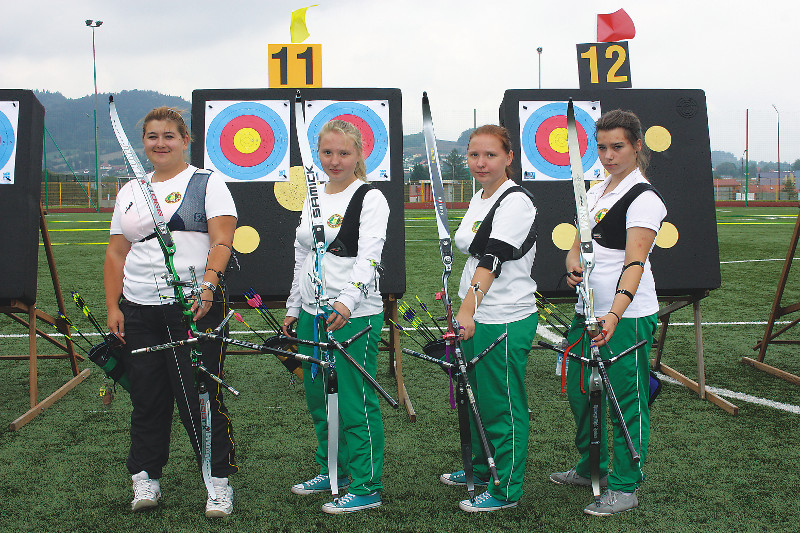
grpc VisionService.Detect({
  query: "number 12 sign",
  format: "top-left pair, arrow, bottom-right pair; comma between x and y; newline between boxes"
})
268,44 -> 322,88
576,41 -> 631,89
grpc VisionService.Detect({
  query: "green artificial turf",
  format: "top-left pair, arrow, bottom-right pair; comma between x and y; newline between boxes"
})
1,207 -> 799,532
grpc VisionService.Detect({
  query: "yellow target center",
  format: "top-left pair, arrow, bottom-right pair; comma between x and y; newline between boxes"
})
233,128 -> 262,154
549,128 -> 569,153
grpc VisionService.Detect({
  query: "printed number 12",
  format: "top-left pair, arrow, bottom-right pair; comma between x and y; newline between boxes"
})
580,45 -> 628,84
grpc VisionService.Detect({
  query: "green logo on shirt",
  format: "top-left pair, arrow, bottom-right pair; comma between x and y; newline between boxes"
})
595,209 -> 608,223
327,214 -> 343,228
165,191 -> 182,204
472,221 -> 481,233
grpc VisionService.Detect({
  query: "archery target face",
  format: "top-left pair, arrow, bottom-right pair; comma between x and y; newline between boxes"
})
519,101 -> 603,181
204,100 -> 290,182
0,101 -> 19,184
304,100 -> 391,181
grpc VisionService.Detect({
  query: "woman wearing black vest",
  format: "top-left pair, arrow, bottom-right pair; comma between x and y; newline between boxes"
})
104,107 -> 238,517
283,119 -> 389,514
438,125 -> 539,512
550,109 -> 666,516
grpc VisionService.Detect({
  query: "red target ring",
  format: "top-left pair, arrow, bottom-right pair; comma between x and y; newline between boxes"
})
334,113 -> 374,159
219,115 -> 275,168
534,115 -> 589,167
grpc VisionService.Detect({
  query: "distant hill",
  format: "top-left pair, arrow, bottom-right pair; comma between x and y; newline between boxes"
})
711,150 -> 737,168
35,90 -> 191,174
35,89 -> 473,176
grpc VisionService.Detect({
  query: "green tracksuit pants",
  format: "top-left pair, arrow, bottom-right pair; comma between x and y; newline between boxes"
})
463,312 -> 538,502
565,312 -> 656,493
297,310 -> 385,495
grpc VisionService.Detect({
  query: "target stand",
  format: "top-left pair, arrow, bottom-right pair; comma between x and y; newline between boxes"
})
191,88 -> 413,419
0,91 -> 90,429
744,208 -> 800,386
652,293 -> 737,414
1,204 -> 90,430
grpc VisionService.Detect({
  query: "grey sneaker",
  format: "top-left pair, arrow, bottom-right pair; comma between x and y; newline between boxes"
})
131,471 -> 161,511
549,467 -> 608,487
439,469 -> 489,487
205,477 -> 233,518
583,489 -> 638,516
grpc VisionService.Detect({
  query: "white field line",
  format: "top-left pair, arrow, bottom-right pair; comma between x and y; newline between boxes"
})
3,321 -> 791,339
720,258 -> 797,264
12,323 -> 799,414
655,372 -> 800,415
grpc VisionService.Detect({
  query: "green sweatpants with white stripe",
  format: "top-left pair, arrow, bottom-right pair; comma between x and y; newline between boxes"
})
463,312 -> 538,502
565,312 -> 656,493
296,310 -> 385,495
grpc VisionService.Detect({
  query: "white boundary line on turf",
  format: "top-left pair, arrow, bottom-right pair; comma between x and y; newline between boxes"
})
720,258 -> 797,264
655,372 -> 800,414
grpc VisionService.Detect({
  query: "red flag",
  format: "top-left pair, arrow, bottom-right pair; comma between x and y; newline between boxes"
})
597,8 -> 635,42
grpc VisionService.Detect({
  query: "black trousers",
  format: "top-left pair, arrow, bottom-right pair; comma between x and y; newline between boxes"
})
120,296 -> 237,479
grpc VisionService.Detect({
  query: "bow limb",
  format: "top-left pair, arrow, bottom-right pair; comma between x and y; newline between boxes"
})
108,96 -> 216,499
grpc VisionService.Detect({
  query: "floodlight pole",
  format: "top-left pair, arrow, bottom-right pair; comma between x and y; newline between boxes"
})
86,19 -> 103,212
536,47 -> 543,89
772,104 -> 780,202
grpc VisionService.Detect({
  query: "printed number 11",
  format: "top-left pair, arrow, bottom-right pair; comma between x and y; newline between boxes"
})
271,46 -> 314,85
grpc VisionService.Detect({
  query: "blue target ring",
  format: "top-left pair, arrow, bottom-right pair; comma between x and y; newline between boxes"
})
206,102 -> 289,180
0,110 -> 16,170
306,102 -> 388,175
521,102 -> 598,180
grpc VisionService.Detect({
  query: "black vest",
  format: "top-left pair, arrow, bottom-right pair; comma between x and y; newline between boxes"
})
468,185 -> 537,259
591,182 -> 665,250
327,183 -> 373,258
139,170 -> 212,242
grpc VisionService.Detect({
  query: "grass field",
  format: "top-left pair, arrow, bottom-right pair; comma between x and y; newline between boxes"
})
2,206 -> 800,532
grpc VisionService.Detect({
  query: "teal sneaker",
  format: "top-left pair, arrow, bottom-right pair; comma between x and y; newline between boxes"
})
439,470 -> 489,487
321,491 -> 381,514
291,474 -> 351,495
458,491 -> 518,512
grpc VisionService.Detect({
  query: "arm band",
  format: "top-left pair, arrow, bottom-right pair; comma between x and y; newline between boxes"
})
623,260 -> 645,272
477,254 -> 502,277
615,289 -> 634,302
205,268 -> 223,279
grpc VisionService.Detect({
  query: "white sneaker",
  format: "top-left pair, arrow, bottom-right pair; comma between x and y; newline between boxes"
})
205,477 -> 233,518
131,471 -> 161,511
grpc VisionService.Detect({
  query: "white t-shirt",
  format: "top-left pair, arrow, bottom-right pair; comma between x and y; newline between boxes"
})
287,179 -> 389,319
454,179 -> 538,324
110,166 -> 237,305
575,168 -> 667,317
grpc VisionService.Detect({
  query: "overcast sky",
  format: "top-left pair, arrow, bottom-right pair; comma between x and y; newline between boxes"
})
3,1 -> 798,162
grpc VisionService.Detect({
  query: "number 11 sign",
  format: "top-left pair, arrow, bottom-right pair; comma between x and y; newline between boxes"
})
268,44 -> 322,88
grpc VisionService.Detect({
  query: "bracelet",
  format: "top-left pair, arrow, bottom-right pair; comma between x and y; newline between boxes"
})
608,310 -> 621,323
210,243 -> 232,252
615,289 -> 634,302
200,281 -> 217,293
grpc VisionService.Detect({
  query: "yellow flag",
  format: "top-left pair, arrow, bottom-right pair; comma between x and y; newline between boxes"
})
290,5 -> 317,43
